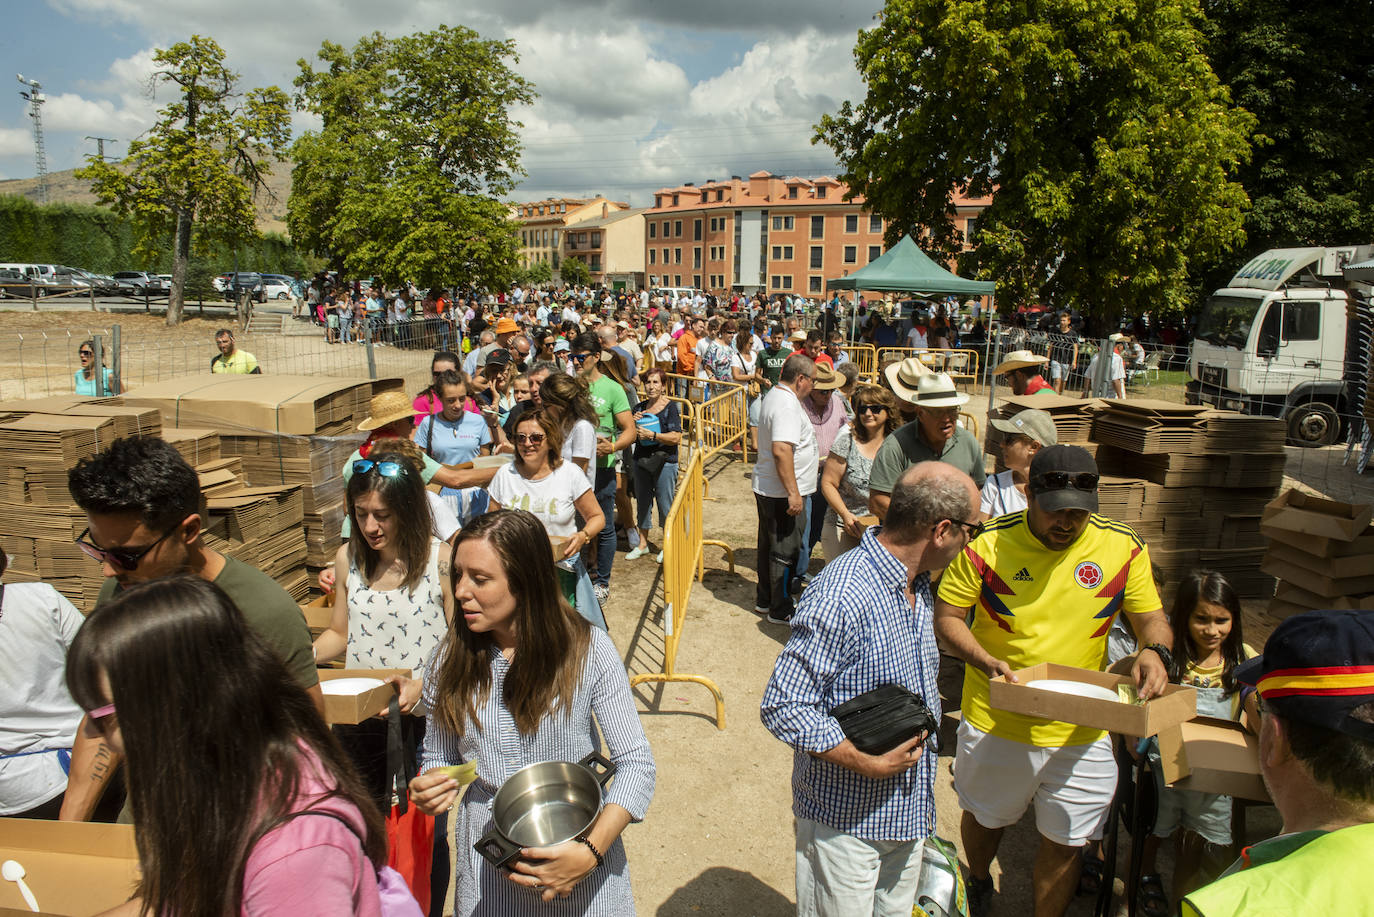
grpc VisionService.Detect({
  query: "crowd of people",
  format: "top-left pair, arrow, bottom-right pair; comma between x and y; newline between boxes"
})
3,282 -> 1370,917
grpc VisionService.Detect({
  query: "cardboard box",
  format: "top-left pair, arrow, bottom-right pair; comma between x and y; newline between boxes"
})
1261,521 -> 1374,559
120,375 -> 403,436
0,818 -> 138,915
300,594 -> 333,633
988,663 -> 1198,737
318,668 -> 409,724
1261,548 -> 1374,597
1156,716 -> 1270,803
1262,489 -> 1372,542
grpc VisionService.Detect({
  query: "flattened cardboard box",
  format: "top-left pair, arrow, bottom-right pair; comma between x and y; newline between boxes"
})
989,663 -> 1197,737
1261,489 -> 1372,542
120,375 -> 404,436
318,667 -> 409,724
1261,549 -> 1374,597
1156,716 -> 1270,803
0,818 -> 138,916
1261,521 -> 1374,560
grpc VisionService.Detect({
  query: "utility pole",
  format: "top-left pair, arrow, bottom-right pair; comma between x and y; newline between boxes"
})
15,74 -> 49,204
85,136 -> 119,161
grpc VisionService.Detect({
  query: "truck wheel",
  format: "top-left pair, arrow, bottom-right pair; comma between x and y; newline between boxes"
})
1286,401 -> 1340,447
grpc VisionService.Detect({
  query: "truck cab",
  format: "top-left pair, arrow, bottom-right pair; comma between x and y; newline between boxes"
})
1187,246 -> 1372,446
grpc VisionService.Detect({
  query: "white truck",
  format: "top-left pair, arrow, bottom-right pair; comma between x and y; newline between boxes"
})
1186,245 -> 1373,446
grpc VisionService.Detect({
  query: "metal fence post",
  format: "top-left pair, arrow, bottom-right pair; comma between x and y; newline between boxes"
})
364,315 -> 377,380
30,284 -> 38,311
111,325 -> 122,395
91,334 -> 105,397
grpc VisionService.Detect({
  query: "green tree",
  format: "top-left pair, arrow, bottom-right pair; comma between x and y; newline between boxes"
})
560,257 -> 591,288
527,259 -> 553,286
289,26 -> 534,290
817,0 -> 1255,317
78,35 -> 290,325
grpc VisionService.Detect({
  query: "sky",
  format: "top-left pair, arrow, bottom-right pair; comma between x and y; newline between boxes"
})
0,0 -> 884,206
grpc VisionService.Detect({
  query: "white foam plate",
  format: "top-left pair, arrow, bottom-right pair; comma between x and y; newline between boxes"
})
1027,679 -> 1122,704
321,677 -> 387,696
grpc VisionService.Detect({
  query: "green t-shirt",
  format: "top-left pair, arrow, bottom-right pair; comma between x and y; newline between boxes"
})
586,374 -> 631,469
759,347 -> 789,386
96,555 -> 318,689
868,421 -> 987,494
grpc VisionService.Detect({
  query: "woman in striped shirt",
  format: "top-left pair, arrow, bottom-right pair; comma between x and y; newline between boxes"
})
409,510 -> 655,915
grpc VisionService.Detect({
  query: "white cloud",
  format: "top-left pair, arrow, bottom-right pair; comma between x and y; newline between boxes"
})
0,128 -> 33,158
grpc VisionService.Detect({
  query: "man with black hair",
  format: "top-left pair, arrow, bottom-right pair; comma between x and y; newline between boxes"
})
61,436 -> 320,820
210,329 -> 260,374
1182,609 -> 1374,916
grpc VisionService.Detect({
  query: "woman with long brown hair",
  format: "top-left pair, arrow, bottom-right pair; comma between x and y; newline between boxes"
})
818,383 -> 900,561
537,371 -> 599,474
67,575 -> 413,916
409,510 -> 654,915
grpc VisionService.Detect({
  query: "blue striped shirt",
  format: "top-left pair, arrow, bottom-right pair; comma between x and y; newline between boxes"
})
760,525 -> 941,841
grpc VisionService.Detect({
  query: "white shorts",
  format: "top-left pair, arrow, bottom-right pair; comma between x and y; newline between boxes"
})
952,719 -> 1116,847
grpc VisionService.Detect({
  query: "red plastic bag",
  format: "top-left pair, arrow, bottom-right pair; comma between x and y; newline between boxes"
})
386,798 -> 434,914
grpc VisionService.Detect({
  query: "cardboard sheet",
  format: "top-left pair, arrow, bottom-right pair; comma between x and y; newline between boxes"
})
0,819 -> 138,916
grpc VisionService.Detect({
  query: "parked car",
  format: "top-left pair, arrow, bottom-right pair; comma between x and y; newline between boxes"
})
221,272 -> 266,303
261,274 -> 295,300
0,268 -> 25,298
113,271 -> 168,297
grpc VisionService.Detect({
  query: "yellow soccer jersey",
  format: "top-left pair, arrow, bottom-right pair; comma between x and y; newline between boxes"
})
937,510 -> 1162,747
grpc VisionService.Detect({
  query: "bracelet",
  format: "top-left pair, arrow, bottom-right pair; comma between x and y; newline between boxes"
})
574,834 -> 604,869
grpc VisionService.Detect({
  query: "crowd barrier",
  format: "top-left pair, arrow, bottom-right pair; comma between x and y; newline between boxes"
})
696,379 -> 749,464
840,344 -> 878,381
629,448 -> 733,729
875,347 -> 982,386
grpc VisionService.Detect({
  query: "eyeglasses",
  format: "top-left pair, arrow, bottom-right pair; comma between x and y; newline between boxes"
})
515,432 -> 546,444
352,459 -> 404,477
947,519 -> 984,539
76,525 -> 177,572
79,350 -> 93,357
855,404 -> 887,415
1033,471 -> 1099,492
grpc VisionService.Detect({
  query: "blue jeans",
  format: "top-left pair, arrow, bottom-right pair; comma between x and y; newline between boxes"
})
593,465 -> 618,587
634,458 -> 678,531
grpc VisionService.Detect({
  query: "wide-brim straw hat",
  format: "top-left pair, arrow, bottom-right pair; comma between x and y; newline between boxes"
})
991,349 -> 1049,375
812,364 -> 843,391
358,390 -> 415,431
883,356 -> 932,401
890,366 -> 969,408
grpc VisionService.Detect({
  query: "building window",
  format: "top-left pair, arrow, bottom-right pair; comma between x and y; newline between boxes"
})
591,232 -> 601,247
810,246 -> 823,269
663,221 -> 671,237
965,217 -> 977,240
701,191 -> 707,203
649,249 -> 656,265
809,276 -> 822,293
648,222 -> 656,239
662,248 -> 669,264
788,186 -> 798,199
771,275 -> 793,290
868,245 -> 882,262
844,245 -> 857,263
590,256 -> 601,271
675,220 -> 683,237
845,214 -> 859,233
811,215 -> 824,239
716,189 -> 724,201
771,215 -> 794,230
674,248 -> 682,264
694,219 -> 702,241
693,248 -> 701,269
674,274 -> 682,286
551,230 -> 559,246
672,194 -> 679,206
771,246 -> 782,260
816,186 -> 827,199
869,214 -> 882,234
693,274 -> 701,288
654,195 -> 661,208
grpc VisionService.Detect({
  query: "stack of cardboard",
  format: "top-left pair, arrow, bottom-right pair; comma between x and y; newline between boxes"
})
1089,402 -> 1286,596
988,393 -> 1101,446
1260,489 -> 1374,618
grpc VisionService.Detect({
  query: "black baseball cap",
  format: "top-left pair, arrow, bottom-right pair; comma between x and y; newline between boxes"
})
1235,608 -> 1374,741
485,348 -> 513,368
1028,444 -> 1099,513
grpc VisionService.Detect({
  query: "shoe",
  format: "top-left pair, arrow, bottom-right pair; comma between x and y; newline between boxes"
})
966,875 -> 994,917
753,605 -> 770,615
593,583 -> 610,604
765,611 -> 792,625
656,550 -> 663,563
626,546 -> 649,561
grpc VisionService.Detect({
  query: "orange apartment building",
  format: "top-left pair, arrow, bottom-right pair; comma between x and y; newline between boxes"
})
513,196 -> 628,272
644,171 -> 989,296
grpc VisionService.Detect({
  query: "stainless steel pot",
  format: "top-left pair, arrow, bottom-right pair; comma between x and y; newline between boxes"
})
474,752 -> 616,868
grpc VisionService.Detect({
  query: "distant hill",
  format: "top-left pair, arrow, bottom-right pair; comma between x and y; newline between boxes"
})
0,163 -> 294,236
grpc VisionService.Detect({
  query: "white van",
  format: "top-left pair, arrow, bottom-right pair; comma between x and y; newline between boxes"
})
0,263 -> 62,292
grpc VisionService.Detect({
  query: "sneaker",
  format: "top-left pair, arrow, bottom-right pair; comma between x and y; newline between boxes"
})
966,875 -> 994,917
753,605 -> 770,616
765,611 -> 792,626
656,550 -> 663,564
593,583 -> 610,604
625,546 -> 649,561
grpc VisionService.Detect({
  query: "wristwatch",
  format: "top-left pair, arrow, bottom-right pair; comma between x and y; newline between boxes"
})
1142,643 -> 1173,671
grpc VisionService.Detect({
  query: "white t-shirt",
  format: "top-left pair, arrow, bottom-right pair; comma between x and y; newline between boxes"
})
651,333 -> 675,364
1085,351 -> 1127,398
753,384 -> 819,498
0,583 -> 85,814
980,469 -> 1028,518
694,337 -> 714,379
426,491 -> 461,541
733,350 -> 758,378
487,462 -> 593,536
562,418 -> 597,467
907,326 -> 928,348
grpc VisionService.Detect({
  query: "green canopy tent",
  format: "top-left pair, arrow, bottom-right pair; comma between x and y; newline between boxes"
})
826,234 -> 995,296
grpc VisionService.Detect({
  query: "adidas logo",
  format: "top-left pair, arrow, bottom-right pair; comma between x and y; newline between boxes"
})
1012,567 -> 1034,582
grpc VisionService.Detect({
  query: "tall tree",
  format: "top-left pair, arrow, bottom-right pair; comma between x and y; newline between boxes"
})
289,26 -> 534,290
78,36 -> 290,326
817,0 -> 1256,317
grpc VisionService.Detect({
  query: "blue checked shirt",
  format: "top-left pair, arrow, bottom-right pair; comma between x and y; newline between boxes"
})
760,526 -> 941,841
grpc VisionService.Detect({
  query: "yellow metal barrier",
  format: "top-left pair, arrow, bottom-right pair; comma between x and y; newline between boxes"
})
841,344 -> 878,381
875,347 -> 981,387
629,449 -> 734,729
660,371 -> 710,405
696,379 -> 749,464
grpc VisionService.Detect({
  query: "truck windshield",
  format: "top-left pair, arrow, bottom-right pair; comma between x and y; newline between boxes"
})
1195,294 -> 1262,349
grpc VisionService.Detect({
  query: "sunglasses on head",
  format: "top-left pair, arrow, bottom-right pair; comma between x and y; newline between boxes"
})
76,525 -> 177,572
1033,471 -> 1099,492
352,459 -> 405,477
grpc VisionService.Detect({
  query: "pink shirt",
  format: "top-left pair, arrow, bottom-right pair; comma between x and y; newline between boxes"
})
240,755 -> 382,917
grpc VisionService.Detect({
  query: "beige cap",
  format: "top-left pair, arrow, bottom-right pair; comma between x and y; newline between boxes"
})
990,408 -> 1058,446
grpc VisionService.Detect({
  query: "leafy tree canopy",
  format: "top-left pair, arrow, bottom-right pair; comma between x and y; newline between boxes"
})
78,35 -> 290,325
817,0 -> 1255,317
560,257 -> 591,288
289,26 -> 534,290
526,260 -> 553,286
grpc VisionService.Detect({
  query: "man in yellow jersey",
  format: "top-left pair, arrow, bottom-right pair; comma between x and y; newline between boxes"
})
934,444 -> 1173,917
1181,608 -> 1374,917
210,329 -> 260,374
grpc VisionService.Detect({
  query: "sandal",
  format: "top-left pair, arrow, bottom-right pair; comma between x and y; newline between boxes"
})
1137,873 -> 1169,917
1077,851 -> 1105,896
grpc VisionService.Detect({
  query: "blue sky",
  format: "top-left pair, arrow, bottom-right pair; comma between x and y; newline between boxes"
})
0,1 -> 880,205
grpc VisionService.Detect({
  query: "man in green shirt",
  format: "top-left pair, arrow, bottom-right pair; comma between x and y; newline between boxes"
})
62,436 -> 320,820
571,331 -> 635,603
869,366 -> 986,521
758,325 -> 790,392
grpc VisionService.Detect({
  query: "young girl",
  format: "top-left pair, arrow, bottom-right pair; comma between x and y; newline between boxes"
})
1137,569 -> 1258,916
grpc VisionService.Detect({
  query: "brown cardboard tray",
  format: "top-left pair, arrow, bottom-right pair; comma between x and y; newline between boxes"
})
318,667 -> 409,724
988,662 -> 1197,737
1156,716 -> 1270,803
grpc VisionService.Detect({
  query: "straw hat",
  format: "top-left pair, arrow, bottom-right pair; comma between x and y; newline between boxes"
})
788,330 -> 808,343
991,349 -> 1049,376
890,369 -> 969,408
812,363 -> 842,391
494,317 -> 519,335
358,390 -> 415,432
883,356 -> 932,399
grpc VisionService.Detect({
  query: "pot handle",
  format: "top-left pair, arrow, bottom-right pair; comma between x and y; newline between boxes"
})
579,751 -> 617,788
474,828 -> 522,869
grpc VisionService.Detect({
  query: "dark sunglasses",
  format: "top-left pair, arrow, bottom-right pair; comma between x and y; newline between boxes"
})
76,525 -> 177,572
1033,471 -> 1099,492
79,349 -> 94,357
855,403 -> 887,415
352,459 -> 405,477
948,519 -> 985,539
570,352 -> 594,364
